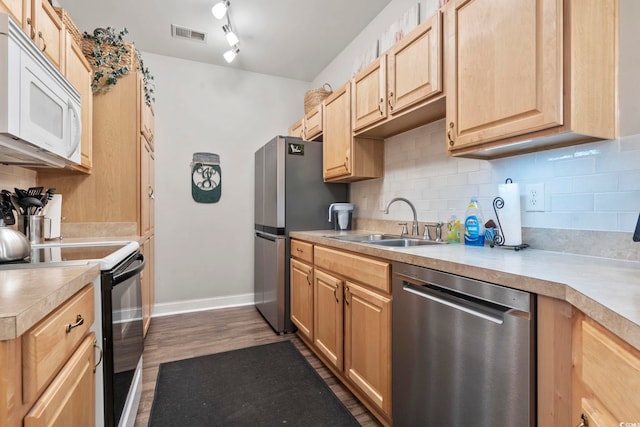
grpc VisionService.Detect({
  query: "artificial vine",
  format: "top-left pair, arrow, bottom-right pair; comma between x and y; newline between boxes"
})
82,27 -> 155,106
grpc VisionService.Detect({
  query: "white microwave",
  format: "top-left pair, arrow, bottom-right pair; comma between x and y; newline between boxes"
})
0,13 -> 81,167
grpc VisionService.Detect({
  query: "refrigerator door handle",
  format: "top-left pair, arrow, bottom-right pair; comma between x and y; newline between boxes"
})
255,231 -> 281,242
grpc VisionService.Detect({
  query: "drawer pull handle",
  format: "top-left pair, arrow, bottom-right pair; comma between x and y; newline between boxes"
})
66,314 -> 84,333
447,122 -> 455,146
93,340 -> 103,373
296,248 -> 303,252
576,414 -> 588,427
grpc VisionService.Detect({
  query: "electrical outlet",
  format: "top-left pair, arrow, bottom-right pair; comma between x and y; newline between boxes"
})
525,183 -> 545,212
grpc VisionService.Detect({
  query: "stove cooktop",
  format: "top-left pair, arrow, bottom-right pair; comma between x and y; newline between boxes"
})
0,241 -> 139,271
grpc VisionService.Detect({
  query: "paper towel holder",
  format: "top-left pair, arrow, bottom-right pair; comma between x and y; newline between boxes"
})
491,178 -> 529,251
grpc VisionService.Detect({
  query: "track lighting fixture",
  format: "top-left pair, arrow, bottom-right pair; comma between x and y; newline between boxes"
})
222,24 -> 239,46
223,46 -> 240,63
211,1 -> 230,19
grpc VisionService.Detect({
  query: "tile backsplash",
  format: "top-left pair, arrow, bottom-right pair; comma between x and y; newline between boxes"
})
0,165 -> 37,193
351,119 -> 640,236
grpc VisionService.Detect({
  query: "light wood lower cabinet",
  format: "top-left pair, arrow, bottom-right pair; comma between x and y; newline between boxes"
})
141,235 -> 155,336
572,313 -> 640,427
24,333 -> 95,427
0,285 -> 97,426
290,258 -> 314,342
313,268 -> 344,370
290,240 -> 392,426
343,281 -> 391,415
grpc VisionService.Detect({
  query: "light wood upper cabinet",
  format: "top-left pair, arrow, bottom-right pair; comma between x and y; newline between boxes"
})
63,35 -> 93,172
0,0 -> 25,26
290,257 -> 314,342
387,11 -> 442,116
141,90 -> 155,148
355,11 -> 445,139
344,280 -> 392,416
352,55 -> 387,131
288,118 -> 304,138
572,314 -> 640,427
323,82 -> 383,183
445,0 -> 617,158
303,104 -> 323,141
25,0 -> 64,69
141,136 -> 155,238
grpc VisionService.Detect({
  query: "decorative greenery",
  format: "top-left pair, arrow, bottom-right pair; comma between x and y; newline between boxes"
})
82,27 -> 155,105
137,49 -> 156,106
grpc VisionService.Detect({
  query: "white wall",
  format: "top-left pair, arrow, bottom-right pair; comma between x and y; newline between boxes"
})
142,52 -> 310,311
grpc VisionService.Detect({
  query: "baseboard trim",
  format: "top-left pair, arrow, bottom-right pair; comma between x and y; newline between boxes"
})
152,293 -> 255,318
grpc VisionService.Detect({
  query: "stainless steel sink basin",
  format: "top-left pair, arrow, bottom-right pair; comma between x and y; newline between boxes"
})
326,233 -> 401,242
326,234 -> 446,247
367,238 -> 445,247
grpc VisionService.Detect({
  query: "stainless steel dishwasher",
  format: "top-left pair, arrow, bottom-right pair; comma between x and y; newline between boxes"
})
392,262 -> 535,427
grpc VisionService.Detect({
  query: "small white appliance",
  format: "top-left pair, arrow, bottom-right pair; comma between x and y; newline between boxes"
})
44,194 -> 62,239
0,13 -> 81,167
328,203 -> 354,230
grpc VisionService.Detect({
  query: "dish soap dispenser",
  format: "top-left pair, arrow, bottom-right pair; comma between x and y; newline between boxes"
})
447,209 -> 461,243
464,196 -> 485,246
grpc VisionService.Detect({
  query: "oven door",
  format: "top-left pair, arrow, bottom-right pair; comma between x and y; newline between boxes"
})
103,251 -> 145,427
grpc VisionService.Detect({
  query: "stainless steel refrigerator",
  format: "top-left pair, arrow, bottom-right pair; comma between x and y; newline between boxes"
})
254,136 -> 348,333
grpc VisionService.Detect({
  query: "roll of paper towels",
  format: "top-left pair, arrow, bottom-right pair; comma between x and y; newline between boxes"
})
497,182 -> 522,246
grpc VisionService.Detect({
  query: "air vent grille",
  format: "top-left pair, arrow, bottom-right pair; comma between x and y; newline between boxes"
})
171,24 -> 207,42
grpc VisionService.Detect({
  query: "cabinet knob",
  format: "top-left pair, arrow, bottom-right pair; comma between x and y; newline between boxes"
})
447,122 -> 455,146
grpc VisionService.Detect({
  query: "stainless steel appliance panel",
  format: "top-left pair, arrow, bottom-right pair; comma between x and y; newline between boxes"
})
254,136 -> 348,333
392,263 -> 535,427
254,231 -> 285,332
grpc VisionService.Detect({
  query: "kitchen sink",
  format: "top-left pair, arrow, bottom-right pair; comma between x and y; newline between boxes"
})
326,234 -> 446,247
367,238 -> 445,247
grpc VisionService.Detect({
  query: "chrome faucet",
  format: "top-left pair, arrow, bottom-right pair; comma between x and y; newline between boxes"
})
383,197 -> 419,236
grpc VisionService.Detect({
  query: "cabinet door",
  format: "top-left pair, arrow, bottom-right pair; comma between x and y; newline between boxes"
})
288,118 -> 304,138
140,81 -> 155,149
344,281 -> 391,415
323,83 -> 352,180
65,37 -> 92,171
141,237 -> 152,336
353,55 -> 386,131
0,0 -> 25,26
388,11 -> 442,115
29,0 -> 64,69
24,333 -> 95,427
141,137 -> 155,237
314,268 -> 343,370
290,258 -> 314,341
303,105 -> 323,141
444,0 -> 562,150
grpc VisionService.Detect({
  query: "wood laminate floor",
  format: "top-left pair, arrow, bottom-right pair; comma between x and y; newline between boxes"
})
134,306 -> 381,426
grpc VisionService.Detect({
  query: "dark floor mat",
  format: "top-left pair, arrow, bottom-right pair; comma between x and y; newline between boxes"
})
149,340 -> 361,427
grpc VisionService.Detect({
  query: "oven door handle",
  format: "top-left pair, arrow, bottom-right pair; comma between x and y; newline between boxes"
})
113,253 -> 146,285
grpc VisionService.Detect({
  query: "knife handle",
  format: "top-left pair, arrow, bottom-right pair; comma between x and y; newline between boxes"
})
633,213 -> 640,242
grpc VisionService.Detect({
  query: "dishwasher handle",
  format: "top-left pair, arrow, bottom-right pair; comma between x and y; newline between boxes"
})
402,282 -> 518,324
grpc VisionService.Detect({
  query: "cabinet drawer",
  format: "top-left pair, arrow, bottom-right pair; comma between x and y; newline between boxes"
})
22,285 -> 94,403
581,319 -> 640,421
314,246 -> 390,293
24,333 -> 95,427
291,240 -> 313,263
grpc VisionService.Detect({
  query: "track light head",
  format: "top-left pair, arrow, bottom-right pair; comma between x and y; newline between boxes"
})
222,24 -> 239,46
223,46 -> 240,63
211,0 -> 230,19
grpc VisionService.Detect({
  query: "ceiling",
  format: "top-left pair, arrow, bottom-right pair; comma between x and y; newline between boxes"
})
57,0 -> 391,82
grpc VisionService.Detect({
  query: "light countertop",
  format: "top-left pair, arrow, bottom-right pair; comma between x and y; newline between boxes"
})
290,230 -> 640,351
0,264 -> 100,341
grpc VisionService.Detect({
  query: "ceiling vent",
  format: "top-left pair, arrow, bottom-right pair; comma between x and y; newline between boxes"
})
171,24 -> 207,42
